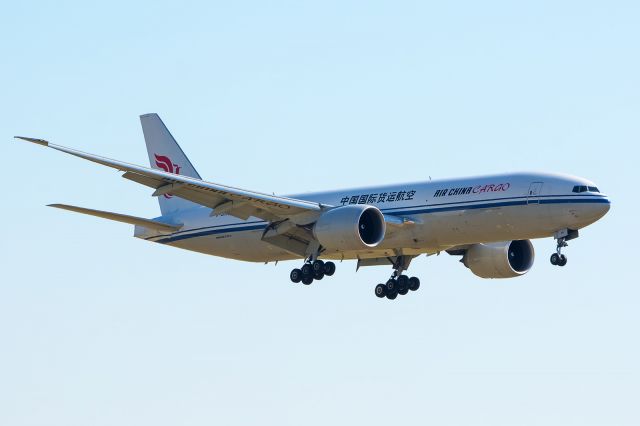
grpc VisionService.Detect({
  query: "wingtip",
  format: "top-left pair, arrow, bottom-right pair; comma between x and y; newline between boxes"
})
14,136 -> 49,146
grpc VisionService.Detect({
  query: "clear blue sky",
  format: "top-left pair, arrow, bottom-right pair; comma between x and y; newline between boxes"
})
1,1 -> 638,425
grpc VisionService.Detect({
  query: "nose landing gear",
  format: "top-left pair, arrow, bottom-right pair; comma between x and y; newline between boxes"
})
550,252 -> 567,267
550,237 -> 568,266
550,229 -> 578,267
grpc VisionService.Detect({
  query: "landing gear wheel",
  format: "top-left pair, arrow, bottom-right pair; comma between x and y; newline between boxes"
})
558,254 -> 567,266
375,284 -> 386,298
290,268 -> 302,283
314,271 -> 325,280
301,275 -> 313,285
323,261 -> 336,276
301,263 -> 313,276
397,275 -> 409,295
408,277 -> 420,291
550,253 -> 560,265
312,260 -> 325,274
386,291 -> 398,300
385,279 -> 396,293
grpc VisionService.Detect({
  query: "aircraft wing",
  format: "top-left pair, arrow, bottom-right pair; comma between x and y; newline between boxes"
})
15,137 -> 324,222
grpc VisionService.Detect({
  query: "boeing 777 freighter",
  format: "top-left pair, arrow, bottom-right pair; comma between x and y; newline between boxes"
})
16,114 -> 611,299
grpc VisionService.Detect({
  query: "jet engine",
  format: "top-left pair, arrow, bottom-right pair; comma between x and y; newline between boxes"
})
313,205 -> 386,251
462,240 -> 535,278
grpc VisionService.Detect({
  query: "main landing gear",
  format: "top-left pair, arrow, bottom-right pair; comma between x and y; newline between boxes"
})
550,229 -> 578,267
374,255 -> 421,300
290,260 -> 336,285
375,275 -> 420,300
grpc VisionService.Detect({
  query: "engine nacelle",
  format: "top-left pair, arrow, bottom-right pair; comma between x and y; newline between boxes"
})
463,240 -> 535,278
313,205 -> 386,251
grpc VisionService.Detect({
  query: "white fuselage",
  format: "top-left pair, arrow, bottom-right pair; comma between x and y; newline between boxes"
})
135,172 -> 610,262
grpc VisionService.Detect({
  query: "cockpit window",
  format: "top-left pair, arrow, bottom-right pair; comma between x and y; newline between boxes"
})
573,185 -> 600,193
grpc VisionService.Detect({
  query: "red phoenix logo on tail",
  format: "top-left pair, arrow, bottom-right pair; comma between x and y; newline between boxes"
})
154,154 -> 182,199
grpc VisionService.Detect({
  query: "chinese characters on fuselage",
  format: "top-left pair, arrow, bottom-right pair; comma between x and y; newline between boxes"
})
339,190 -> 416,206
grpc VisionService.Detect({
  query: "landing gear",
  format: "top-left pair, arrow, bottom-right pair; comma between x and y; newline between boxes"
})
312,260 -> 324,274
290,259 -> 336,285
550,253 -> 567,267
324,261 -> 336,276
397,275 -> 409,295
374,256 -> 422,300
408,276 -> 420,291
301,263 -> 313,276
385,279 -> 396,293
375,275 -> 421,300
290,268 -> 302,283
550,229 -> 576,267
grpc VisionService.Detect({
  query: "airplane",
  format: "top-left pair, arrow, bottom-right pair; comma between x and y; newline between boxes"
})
15,114 -> 611,300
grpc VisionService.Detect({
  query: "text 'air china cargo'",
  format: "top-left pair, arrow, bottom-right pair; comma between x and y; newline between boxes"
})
16,114 -> 611,300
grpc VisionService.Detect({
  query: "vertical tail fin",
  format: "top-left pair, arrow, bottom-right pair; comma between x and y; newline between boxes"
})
140,113 -> 201,216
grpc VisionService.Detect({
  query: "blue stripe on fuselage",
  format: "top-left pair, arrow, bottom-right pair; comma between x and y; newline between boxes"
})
149,196 -> 610,244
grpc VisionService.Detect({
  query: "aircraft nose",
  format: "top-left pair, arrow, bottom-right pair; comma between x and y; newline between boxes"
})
594,196 -> 611,220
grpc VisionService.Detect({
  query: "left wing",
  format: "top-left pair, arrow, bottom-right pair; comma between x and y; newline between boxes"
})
15,137 -> 325,223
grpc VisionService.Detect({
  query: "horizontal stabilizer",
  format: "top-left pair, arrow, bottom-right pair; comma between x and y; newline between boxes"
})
48,204 -> 182,233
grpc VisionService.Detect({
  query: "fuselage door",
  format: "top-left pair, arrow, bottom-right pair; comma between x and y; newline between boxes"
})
527,182 -> 543,204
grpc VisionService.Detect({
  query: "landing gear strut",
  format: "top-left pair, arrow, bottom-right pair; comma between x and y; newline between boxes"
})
290,259 -> 336,285
374,255 -> 421,300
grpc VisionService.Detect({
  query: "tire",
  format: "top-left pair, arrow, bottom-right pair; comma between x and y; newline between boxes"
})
324,261 -> 336,276
550,253 -> 559,265
301,263 -> 313,276
312,260 -> 325,273
290,268 -> 302,283
559,255 -> 567,267
301,275 -> 313,285
314,271 -> 325,280
385,279 -> 396,292
397,275 -> 409,293
375,284 -> 386,298
409,277 -> 420,291
386,291 -> 398,300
